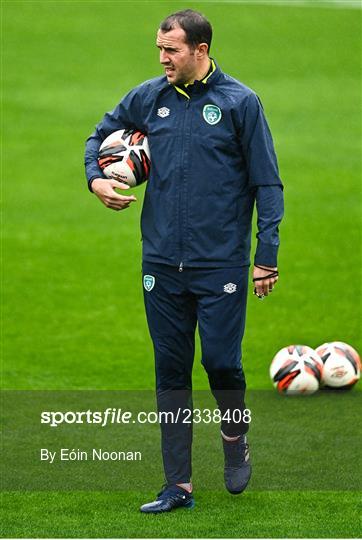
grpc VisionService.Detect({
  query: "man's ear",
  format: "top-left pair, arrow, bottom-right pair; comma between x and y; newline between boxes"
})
195,43 -> 209,59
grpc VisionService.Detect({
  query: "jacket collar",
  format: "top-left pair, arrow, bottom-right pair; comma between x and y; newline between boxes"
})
172,58 -> 222,99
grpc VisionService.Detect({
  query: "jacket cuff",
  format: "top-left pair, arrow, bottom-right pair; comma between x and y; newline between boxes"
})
254,241 -> 279,267
88,175 -> 103,193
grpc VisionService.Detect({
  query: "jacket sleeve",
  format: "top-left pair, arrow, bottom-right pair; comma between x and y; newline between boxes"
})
254,185 -> 284,267
240,92 -> 284,267
84,86 -> 145,191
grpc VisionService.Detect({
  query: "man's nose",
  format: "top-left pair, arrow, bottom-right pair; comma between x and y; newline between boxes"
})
159,50 -> 170,65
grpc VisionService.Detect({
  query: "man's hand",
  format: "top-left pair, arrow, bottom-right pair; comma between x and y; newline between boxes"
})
91,178 -> 137,211
252,265 -> 278,298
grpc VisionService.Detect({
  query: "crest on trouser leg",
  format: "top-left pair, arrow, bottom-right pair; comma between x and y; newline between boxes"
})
143,275 -> 155,291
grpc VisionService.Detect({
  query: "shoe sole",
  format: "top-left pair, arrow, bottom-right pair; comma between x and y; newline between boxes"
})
227,488 -> 248,495
140,499 -> 195,514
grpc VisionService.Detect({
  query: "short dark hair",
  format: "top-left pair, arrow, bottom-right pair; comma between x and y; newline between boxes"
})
160,9 -> 212,53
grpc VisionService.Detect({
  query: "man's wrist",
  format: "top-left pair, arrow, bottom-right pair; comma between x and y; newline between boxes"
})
254,263 -> 277,271
88,176 -> 104,193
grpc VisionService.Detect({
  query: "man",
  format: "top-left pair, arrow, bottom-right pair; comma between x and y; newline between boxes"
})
85,9 -> 283,513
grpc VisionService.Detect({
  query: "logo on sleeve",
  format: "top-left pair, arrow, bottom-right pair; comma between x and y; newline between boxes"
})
143,275 -> 155,291
157,107 -> 170,118
203,104 -> 222,125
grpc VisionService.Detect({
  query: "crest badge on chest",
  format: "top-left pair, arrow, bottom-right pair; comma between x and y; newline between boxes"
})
203,104 -> 222,125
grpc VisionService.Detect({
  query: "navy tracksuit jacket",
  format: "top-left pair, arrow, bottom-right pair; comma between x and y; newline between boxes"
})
85,60 -> 284,484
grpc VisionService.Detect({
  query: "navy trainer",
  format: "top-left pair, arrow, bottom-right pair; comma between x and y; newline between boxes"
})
140,485 -> 195,514
223,434 -> 252,494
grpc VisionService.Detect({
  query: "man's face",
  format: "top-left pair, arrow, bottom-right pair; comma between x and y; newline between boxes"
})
156,27 -> 198,85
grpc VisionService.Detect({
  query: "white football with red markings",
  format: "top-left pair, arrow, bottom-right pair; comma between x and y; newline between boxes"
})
98,128 -> 151,187
316,341 -> 360,389
270,345 -> 323,395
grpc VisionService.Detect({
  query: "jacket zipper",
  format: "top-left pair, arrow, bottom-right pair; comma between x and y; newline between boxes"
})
178,98 -> 190,272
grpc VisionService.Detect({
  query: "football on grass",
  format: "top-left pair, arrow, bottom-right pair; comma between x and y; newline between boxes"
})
270,345 -> 323,395
98,128 -> 151,187
316,341 -> 360,389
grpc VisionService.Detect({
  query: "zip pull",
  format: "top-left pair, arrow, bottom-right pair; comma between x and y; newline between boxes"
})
178,262 -> 184,272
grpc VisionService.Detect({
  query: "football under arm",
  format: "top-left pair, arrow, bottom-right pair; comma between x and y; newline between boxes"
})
84,86 -> 145,192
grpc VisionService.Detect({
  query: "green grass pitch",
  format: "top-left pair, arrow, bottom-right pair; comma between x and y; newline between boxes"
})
2,0 -> 361,537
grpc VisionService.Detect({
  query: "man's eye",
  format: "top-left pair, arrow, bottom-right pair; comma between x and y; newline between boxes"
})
156,46 -> 177,53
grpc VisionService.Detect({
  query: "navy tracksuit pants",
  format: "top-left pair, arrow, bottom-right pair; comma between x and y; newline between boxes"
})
142,262 -> 249,485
